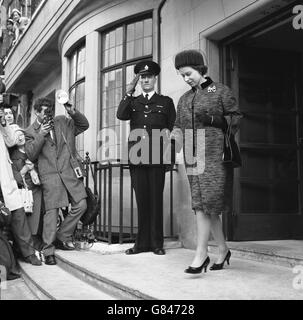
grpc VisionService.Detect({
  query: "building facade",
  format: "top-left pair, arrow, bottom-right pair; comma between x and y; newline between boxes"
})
3,0 -> 303,248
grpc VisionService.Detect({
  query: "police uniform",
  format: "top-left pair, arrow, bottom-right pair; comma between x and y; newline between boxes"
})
117,61 -> 176,254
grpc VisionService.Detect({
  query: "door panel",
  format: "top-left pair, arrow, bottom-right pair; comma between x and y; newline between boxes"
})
227,45 -> 303,240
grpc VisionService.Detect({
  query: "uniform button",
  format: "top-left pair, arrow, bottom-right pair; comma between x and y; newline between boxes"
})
144,125 -> 146,128
145,105 -> 148,109
145,115 -> 147,118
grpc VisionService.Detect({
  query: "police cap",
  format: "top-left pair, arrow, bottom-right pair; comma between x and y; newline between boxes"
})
134,60 -> 161,76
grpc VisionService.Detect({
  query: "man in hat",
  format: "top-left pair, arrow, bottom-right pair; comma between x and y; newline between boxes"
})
117,60 -> 176,255
11,8 -> 30,42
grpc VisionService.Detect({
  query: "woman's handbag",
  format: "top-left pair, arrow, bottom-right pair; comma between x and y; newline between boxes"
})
222,117 -> 242,168
80,162 -> 100,226
20,176 -> 34,214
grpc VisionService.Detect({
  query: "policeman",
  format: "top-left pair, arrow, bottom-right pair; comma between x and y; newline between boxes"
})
117,60 -> 176,255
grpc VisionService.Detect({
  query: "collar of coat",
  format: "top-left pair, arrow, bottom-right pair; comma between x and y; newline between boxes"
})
192,77 -> 213,92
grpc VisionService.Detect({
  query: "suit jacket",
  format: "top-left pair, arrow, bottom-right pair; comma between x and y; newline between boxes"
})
117,93 -> 176,166
25,111 -> 89,211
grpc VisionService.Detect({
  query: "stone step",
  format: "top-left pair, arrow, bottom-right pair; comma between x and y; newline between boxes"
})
55,251 -> 154,300
208,240 -> 303,268
19,261 -> 117,300
54,248 -> 303,300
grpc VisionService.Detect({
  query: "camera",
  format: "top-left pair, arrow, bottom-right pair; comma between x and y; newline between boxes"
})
42,108 -> 54,128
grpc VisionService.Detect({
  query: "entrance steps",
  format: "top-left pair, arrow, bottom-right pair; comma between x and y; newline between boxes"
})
208,240 -> 303,268
18,240 -> 303,300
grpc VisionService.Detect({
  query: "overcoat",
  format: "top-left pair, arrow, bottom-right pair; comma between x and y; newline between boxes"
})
25,111 -> 89,211
174,78 -> 242,215
0,124 -> 23,211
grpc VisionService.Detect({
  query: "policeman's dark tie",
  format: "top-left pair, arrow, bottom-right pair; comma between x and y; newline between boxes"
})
145,93 -> 149,100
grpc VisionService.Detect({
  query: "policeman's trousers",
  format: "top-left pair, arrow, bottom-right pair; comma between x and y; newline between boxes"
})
130,165 -> 166,251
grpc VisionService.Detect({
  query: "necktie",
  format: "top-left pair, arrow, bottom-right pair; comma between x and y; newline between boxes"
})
145,93 -> 149,100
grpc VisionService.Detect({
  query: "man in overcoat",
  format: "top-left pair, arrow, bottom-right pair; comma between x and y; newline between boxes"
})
25,98 -> 89,265
117,60 -> 176,255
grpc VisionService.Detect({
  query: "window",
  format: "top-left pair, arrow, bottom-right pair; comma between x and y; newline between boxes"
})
100,17 -> 153,162
69,45 -> 86,155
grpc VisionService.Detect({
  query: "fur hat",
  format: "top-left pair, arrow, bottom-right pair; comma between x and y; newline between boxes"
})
174,50 -> 205,69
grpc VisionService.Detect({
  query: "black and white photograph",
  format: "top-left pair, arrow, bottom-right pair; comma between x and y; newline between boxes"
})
0,0 -> 303,307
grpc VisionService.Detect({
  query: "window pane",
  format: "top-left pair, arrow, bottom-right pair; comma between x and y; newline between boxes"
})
127,23 -> 135,41
134,38 -> 143,57
144,19 -> 152,37
69,52 -> 77,85
135,21 -> 143,39
126,41 -> 134,60
116,45 -> 123,64
116,27 -> 123,45
103,49 -> 109,68
109,30 -> 115,48
109,47 -> 116,66
143,37 -> 152,56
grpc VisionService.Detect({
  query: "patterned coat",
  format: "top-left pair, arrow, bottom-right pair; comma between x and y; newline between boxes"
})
174,77 -> 242,215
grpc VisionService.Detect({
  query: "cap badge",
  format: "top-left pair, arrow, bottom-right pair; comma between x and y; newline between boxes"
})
144,65 -> 149,70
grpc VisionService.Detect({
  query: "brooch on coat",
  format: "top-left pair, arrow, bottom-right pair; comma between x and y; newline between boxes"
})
207,85 -> 216,93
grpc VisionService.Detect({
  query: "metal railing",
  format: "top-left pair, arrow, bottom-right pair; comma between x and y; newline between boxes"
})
84,153 -> 177,244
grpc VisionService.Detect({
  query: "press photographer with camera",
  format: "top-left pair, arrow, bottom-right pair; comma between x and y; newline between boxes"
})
25,97 -> 89,265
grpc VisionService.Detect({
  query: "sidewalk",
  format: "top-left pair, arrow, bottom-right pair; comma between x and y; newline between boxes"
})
17,241 -> 303,300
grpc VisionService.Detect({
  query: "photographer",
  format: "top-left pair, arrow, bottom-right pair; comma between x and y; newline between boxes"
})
25,98 -> 89,265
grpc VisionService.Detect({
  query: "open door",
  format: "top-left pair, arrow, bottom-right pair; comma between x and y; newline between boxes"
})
225,44 -> 303,240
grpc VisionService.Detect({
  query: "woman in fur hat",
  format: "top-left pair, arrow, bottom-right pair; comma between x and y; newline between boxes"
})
173,49 -> 242,273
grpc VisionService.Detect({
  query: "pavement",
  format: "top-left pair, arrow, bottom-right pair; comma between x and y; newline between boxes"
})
11,240 -> 303,300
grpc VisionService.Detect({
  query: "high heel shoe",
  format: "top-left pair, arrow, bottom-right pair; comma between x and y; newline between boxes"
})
210,250 -> 231,271
184,256 -> 210,274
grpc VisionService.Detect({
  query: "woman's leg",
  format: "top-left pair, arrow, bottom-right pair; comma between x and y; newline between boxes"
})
210,215 -> 229,263
190,210 -> 211,267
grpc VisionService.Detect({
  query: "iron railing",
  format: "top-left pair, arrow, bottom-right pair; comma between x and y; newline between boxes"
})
84,153 -> 177,244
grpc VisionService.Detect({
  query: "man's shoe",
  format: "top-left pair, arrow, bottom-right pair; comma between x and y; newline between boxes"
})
24,254 -> 42,266
45,255 -> 57,265
54,239 -> 75,251
153,248 -> 165,255
7,272 -> 21,280
125,247 -> 143,255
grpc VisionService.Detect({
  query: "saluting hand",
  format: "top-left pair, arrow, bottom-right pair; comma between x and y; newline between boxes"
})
126,74 -> 140,96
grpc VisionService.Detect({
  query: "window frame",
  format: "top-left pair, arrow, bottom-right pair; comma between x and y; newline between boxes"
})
99,15 -> 153,163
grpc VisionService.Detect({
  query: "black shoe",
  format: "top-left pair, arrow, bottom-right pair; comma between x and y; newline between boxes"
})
7,272 -> 21,281
153,248 -> 165,255
125,247 -> 143,255
185,256 -> 210,274
54,239 -> 75,251
24,254 -> 42,266
210,250 -> 231,271
45,255 -> 57,265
